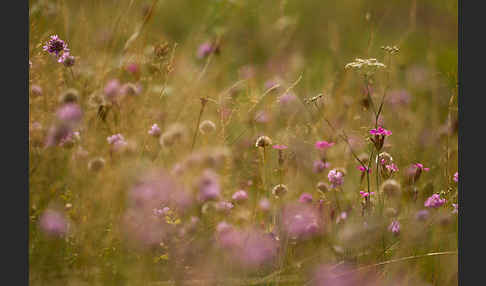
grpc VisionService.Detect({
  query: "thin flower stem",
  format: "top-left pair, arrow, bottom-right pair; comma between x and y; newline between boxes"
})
190,98 -> 207,152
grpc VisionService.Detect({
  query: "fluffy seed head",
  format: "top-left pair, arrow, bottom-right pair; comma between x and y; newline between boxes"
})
380,179 -> 401,198
199,120 -> 217,134
255,136 -> 272,148
272,184 -> 288,197
88,157 -> 106,172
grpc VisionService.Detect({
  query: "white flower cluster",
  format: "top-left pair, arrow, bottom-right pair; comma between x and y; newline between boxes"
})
381,45 -> 400,55
345,58 -> 387,70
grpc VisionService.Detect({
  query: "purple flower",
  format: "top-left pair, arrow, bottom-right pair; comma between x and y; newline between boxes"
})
424,194 -> 446,208
56,103 -> 82,125
128,169 -> 192,212
58,52 -> 75,67
216,225 -> 277,269
107,133 -> 128,151
415,209 -> 430,221
299,192 -> 313,203
198,169 -> 221,202
43,35 -> 69,57
453,172 -> 458,183
59,131 -> 80,147
39,209 -> 68,237
122,208 -> 168,248
232,190 -> 248,203
104,79 -> 121,101
315,140 -> 335,150
388,220 -> 400,235
44,124 -> 72,148
148,123 -> 161,137
328,169 -> 344,188
197,42 -> 213,59
281,203 -> 321,240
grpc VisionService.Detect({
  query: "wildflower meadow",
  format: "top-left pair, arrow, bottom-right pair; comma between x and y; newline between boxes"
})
29,0 -> 458,285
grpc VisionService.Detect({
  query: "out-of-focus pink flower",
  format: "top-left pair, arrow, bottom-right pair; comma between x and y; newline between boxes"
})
216,224 -> 278,269
107,133 -> 128,151
278,92 -> 298,105
298,192 -> 313,203
315,140 -> 335,150
197,42 -> 214,59
272,144 -> 288,150
126,62 -> 140,74
198,169 -> 221,202
56,103 -> 82,125
453,172 -> 458,183
388,220 -> 400,235
232,190 -> 248,203
259,198 -> 271,212
311,263 -> 380,286
313,160 -> 330,173
104,79 -> 121,101
281,203 -> 322,240
39,209 -> 68,237
148,123 -> 161,137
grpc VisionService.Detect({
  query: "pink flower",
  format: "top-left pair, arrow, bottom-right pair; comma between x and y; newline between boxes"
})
232,190 -> 249,203
357,165 -> 371,173
298,193 -> 313,203
148,123 -> 161,137
453,172 -> 458,183
315,141 -> 335,150
359,191 -> 375,198
424,194 -> 446,208
258,198 -> 271,212
328,169 -> 344,188
369,126 -> 392,136
281,203 -> 322,240
386,163 -> 399,173
388,220 -> 400,235
415,163 -> 430,172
